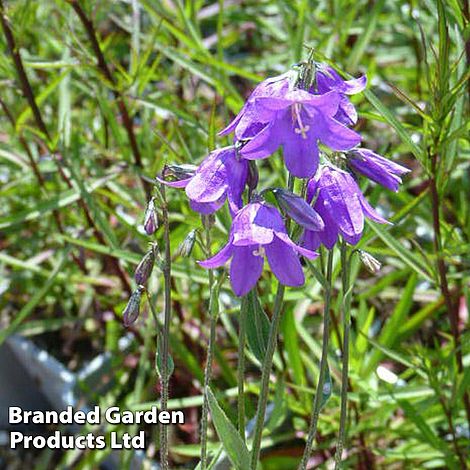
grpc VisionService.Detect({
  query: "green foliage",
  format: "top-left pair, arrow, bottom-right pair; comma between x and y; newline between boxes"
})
0,0 -> 469,469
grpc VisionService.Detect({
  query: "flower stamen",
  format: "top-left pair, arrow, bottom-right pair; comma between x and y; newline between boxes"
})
292,103 -> 310,139
252,246 -> 266,257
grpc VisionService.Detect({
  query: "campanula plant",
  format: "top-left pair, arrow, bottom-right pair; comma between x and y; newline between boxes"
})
157,53 -> 409,470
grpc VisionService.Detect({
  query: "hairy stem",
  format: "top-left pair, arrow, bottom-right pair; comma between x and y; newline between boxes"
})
159,184 -> 172,470
334,241 -> 352,469
298,249 -> 334,470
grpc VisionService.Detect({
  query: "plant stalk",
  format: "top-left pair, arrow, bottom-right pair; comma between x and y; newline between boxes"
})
249,174 -> 295,469
200,217 -> 218,470
334,241 -> 352,469
238,294 -> 248,441
298,248 -> 334,470
159,184 -> 172,470
429,154 -> 470,428
249,283 -> 285,469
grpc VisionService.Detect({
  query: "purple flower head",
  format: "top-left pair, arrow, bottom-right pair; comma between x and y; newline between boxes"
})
347,148 -> 410,192
239,89 -> 361,178
302,165 -> 389,250
219,72 -> 293,140
159,147 -> 248,214
314,65 -> 367,126
199,202 -> 318,296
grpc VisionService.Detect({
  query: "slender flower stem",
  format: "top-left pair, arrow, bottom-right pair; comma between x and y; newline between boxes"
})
298,249 -> 334,470
334,241 -> 352,469
159,184 -> 172,470
200,217 -> 218,470
238,294 -> 248,441
249,284 -> 285,469
249,174 -> 295,469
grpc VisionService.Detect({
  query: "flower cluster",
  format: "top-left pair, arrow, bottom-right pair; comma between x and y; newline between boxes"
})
161,61 -> 409,296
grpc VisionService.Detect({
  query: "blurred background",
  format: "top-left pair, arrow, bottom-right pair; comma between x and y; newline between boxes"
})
0,0 -> 469,468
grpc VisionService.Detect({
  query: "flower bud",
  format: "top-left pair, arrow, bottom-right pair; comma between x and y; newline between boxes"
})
177,229 -> 197,258
134,249 -> 155,285
358,250 -> 381,274
247,160 -> 259,192
272,188 -> 324,231
143,198 -> 158,235
123,286 -> 144,326
162,164 -> 197,182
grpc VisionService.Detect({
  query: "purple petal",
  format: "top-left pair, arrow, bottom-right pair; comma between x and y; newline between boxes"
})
273,188 -> 324,231
157,175 -> 192,188
275,232 -> 318,259
252,203 -> 287,233
319,167 -> 364,241
232,203 -> 275,246
341,74 -> 367,95
189,198 -> 225,214
335,96 -> 358,126
317,66 -> 367,95
359,195 -> 391,225
349,149 -> 410,192
277,110 -> 320,178
198,240 -> 233,268
265,236 -> 305,287
219,73 -> 291,137
219,111 -> 243,136
186,149 -> 232,203
301,229 -> 321,251
312,112 -> 361,151
239,120 -> 283,160
226,158 -> 248,213
230,246 -> 264,296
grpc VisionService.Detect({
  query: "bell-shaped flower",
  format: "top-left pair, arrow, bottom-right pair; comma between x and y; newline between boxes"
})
302,165 -> 389,250
239,89 -> 361,178
199,202 -> 318,296
315,65 -> 367,126
159,147 -> 248,214
347,148 -> 410,192
219,72 -> 293,140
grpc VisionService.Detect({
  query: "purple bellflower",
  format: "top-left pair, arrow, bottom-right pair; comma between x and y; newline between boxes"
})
315,65 -> 367,126
347,148 -> 410,192
237,89 -> 361,178
219,72 -> 292,140
159,146 -> 248,214
199,202 -> 318,296
302,164 -> 389,250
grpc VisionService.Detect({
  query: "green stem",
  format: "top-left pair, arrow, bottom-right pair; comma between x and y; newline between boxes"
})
298,249 -> 334,470
159,185 -> 172,470
238,294 -> 248,441
249,173 -> 295,469
249,284 -> 285,469
334,240 -> 352,469
200,218 -> 217,469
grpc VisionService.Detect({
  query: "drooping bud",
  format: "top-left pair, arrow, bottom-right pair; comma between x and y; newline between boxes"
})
358,250 -> 381,274
143,198 -> 158,235
246,160 -> 259,192
177,229 -> 197,258
162,163 -> 197,182
272,188 -> 325,231
123,286 -> 144,326
134,249 -> 155,285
